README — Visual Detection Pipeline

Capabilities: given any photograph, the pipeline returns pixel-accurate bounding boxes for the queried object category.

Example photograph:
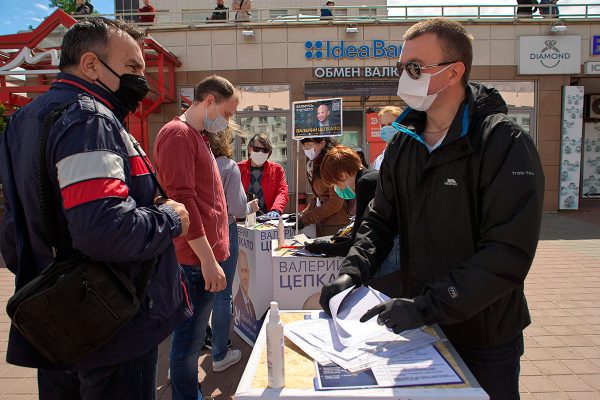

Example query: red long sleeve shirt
[154,117,229,265]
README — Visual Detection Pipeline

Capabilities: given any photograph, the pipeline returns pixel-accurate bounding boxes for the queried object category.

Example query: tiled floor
[1,211,599,400]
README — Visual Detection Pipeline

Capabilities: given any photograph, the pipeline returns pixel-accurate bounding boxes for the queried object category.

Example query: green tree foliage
[49,0,76,15]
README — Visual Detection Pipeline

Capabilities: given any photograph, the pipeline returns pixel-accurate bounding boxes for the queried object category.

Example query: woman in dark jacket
[305,145,378,256]
[298,138,350,237]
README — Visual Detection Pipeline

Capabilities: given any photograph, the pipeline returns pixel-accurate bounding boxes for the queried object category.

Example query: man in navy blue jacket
[0,18,191,399]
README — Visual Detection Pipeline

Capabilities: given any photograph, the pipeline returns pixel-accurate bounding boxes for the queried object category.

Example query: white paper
[329,285,391,347]
[284,286,438,372]
[315,344,463,390]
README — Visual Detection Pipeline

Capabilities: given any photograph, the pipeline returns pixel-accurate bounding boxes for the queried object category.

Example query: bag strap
[37,99,167,299]
[37,100,78,254]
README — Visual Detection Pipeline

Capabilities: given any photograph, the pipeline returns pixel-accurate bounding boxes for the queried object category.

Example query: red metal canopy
[0,8,181,151]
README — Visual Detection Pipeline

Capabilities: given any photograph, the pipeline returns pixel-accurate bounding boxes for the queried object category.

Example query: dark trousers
[38,347,158,400]
[454,334,524,400]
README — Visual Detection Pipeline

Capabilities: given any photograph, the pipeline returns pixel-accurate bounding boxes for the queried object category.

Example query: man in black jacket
[320,18,544,400]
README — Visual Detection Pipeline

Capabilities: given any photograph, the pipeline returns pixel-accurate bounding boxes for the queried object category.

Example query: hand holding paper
[319,274,357,316]
[360,298,426,333]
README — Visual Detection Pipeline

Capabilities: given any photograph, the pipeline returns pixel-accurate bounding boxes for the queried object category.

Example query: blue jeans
[377,235,400,277]
[170,265,215,400]
[212,222,238,361]
[453,333,524,400]
[38,347,158,400]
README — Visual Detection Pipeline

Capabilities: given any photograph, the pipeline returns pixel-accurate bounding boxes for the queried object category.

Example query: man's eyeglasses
[396,61,457,80]
[251,146,270,154]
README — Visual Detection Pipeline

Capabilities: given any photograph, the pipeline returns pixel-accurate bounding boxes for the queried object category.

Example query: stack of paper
[284,286,438,373]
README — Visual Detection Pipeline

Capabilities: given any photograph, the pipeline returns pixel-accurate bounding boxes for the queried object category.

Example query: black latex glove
[305,240,332,254]
[319,274,358,316]
[286,213,297,223]
[360,298,425,333]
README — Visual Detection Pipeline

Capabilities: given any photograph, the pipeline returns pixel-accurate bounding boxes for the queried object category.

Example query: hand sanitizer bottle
[266,301,285,389]
[246,193,256,227]
[277,215,285,249]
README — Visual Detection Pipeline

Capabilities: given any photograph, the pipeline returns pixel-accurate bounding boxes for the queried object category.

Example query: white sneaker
[212,349,242,372]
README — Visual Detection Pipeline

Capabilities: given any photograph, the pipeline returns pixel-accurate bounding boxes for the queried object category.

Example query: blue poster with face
[293,98,343,139]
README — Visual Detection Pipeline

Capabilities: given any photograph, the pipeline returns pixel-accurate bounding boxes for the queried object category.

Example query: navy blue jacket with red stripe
[0,72,192,369]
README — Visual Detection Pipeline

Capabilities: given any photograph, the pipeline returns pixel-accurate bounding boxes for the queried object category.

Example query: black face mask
[97,58,150,112]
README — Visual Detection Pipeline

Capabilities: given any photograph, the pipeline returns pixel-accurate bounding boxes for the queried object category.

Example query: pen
[280,245,301,249]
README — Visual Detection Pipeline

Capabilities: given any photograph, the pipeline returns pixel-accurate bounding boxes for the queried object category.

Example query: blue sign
[593,35,600,56]
[305,40,402,60]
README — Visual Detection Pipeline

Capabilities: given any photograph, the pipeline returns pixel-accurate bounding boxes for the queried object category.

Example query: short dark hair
[249,133,273,155]
[403,18,473,86]
[194,75,236,102]
[59,17,144,71]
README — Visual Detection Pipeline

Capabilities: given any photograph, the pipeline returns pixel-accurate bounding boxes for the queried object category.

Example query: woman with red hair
[305,145,379,257]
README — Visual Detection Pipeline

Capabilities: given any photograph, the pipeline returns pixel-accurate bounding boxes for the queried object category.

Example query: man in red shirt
[139,0,156,23]
[154,75,238,400]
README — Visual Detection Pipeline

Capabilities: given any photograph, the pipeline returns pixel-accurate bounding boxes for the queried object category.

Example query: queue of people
[0,13,543,400]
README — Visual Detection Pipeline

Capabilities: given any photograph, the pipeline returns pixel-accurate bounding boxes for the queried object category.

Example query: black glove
[360,298,425,334]
[297,218,306,231]
[286,213,296,222]
[319,274,358,316]
[305,240,332,255]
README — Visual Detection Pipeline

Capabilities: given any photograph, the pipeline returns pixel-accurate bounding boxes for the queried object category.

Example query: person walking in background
[206,124,259,372]
[320,1,335,20]
[232,0,252,21]
[73,0,93,15]
[0,17,191,399]
[539,0,559,18]
[154,75,238,400]
[139,0,156,24]
[297,137,350,237]
[516,0,538,17]
[209,0,229,21]
[238,134,289,218]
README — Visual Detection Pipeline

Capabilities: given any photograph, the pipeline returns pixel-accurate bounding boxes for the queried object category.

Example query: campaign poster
[233,223,316,345]
[292,98,343,139]
[272,251,343,310]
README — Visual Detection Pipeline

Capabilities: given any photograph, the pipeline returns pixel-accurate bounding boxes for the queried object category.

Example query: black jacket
[341,83,544,348]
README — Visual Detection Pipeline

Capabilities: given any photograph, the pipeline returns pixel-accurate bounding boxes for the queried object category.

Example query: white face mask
[204,103,229,134]
[396,64,453,111]
[304,148,317,160]
[250,151,269,166]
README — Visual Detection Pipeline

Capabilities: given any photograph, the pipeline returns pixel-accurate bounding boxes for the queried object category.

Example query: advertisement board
[519,36,581,75]
[292,98,343,139]
[233,223,316,345]
[559,86,584,210]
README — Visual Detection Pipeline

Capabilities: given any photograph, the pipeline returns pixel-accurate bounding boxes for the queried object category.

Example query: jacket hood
[467,82,508,121]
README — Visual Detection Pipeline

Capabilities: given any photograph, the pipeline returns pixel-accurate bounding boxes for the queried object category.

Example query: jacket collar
[392,87,475,172]
[53,72,130,122]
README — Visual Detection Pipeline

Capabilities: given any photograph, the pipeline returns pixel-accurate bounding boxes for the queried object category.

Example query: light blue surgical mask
[334,185,356,200]
[204,103,229,134]
[380,125,398,143]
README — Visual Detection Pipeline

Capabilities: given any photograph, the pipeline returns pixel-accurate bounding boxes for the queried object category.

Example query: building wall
[146,21,600,211]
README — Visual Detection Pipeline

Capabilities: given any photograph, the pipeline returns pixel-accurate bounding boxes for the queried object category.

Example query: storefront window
[476,81,536,141]
[235,85,292,186]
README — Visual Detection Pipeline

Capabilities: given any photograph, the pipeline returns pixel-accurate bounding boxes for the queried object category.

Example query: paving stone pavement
[0,212,599,400]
